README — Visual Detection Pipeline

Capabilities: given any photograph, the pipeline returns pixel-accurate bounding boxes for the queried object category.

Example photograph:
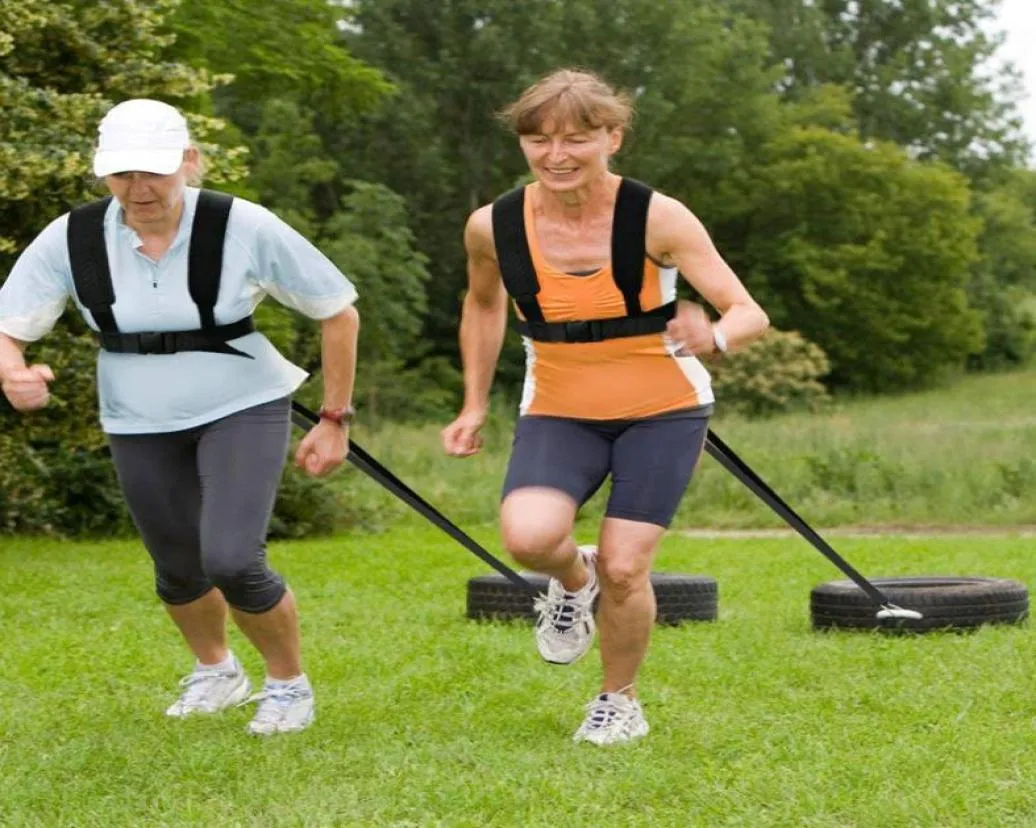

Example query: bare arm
[458,206,509,414]
[441,206,509,457]
[318,305,359,411]
[649,195,769,354]
[293,304,359,476]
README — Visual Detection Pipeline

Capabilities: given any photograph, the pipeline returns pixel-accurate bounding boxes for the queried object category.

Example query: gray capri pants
[108,396,291,613]
[501,407,711,528]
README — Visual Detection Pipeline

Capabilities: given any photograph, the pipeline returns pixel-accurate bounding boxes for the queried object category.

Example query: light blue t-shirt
[0,187,357,434]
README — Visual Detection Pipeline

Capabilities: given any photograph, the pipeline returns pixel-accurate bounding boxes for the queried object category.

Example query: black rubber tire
[466,572,718,626]
[811,576,1029,632]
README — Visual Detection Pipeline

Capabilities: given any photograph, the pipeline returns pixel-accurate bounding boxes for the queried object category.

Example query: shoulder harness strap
[67,190,254,358]
[68,197,118,333]
[188,189,234,330]
[611,178,653,316]
[491,186,545,324]
[495,177,675,343]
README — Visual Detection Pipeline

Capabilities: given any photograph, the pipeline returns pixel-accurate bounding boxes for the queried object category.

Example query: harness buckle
[563,321,591,342]
[136,332,165,354]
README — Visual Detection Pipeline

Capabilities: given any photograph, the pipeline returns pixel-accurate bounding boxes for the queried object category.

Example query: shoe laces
[584,688,637,731]
[247,682,310,721]
[534,580,592,635]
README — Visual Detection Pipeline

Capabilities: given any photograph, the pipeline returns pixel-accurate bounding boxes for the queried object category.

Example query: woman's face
[104,150,196,228]
[518,118,622,193]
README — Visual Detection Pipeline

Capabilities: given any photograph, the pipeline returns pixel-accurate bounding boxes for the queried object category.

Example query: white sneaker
[165,657,251,717]
[573,692,650,745]
[246,674,315,735]
[533,544,599,664]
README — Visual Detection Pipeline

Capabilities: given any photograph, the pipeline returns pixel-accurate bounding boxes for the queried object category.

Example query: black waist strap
[96,316,256,358]
[515,302,676,343]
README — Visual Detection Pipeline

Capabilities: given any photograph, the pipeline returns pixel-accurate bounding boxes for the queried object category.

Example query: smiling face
[518,119,623,194]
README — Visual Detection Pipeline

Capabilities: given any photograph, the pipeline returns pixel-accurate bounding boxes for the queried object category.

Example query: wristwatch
[711,325,729,354]
[318,405,355,426]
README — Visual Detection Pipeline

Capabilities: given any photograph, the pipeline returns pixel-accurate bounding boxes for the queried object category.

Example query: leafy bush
[965,276,1036,371]
[268,465,348,540]
[0,431,132,536]
[709,328,830,417]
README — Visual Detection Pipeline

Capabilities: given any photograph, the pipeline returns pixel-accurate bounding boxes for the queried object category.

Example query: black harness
[66,189,254,358]
[491,177,676,343]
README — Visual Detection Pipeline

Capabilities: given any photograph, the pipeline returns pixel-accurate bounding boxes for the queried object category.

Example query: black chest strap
[516,303,675,343]
[491,177,675,343]
[67,189,254,358]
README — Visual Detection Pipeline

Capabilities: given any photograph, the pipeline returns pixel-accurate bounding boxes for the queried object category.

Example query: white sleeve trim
[0,299,67,342]
[257,282,358,320]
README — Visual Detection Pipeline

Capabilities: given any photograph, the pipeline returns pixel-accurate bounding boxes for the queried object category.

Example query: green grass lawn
[2,526,1035,826]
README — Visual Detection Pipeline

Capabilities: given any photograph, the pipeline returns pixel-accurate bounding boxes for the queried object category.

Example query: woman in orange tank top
[441,69,770,745]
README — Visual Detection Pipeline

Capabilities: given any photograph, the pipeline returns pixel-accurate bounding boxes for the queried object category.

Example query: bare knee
[501,524,569,568]
[598,559,651,604]
[500,489,575,569]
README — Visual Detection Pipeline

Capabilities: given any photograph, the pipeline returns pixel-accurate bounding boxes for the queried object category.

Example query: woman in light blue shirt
[0,99,359,736]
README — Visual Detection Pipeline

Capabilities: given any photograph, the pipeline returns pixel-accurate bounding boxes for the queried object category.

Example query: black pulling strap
[704,430,894,610]
[290,402,536,595]
[291,401,895,609]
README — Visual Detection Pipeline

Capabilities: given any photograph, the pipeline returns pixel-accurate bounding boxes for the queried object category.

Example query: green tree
[236,98,440,422]
[336,0,562,358]
[320,182,444,423]
[972,168,1036,291]
[248,99,341,238]
[966,167,1036,369]
[727,0,1029,174]
[733,127,984,390]
[0,0,246,259]
[168,0,391,131]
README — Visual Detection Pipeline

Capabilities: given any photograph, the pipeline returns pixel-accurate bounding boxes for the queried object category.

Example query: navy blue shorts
[501,410,711,528]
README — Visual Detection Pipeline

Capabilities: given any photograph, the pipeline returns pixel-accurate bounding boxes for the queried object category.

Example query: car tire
[466,572,718,625]
[811,576,1029,632]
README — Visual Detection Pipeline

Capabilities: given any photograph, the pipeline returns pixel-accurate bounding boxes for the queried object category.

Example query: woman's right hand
[441,408,487,457]
[1,364,55,412]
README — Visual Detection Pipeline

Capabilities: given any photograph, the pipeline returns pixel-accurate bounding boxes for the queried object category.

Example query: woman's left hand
[665,300,716,356]
[295,421,349,476]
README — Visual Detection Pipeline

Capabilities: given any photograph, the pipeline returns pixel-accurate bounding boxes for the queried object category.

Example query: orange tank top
[515,183,714,420]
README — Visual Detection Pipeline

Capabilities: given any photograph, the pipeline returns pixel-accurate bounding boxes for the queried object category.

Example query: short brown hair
[498,69,634,135]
